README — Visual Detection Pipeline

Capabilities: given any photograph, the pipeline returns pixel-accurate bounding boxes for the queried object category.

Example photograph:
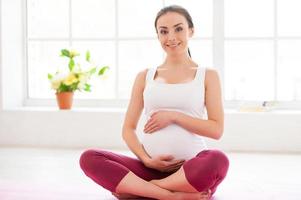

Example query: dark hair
[154,5,194,57]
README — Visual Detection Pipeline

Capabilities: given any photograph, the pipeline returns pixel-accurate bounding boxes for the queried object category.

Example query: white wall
[1,0,24,109]
[0,109,301,153]
[0,0,2,110]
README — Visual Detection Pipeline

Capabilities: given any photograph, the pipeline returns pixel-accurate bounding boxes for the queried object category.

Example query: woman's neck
[162,53,196,69]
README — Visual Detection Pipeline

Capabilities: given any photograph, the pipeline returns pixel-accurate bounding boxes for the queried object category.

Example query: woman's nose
[167,33,176,41]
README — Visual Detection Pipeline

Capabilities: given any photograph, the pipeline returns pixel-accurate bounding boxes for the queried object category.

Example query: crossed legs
[80,149,229,199]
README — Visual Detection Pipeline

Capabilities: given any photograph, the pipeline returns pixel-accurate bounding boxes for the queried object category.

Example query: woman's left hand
[144,111,176,133]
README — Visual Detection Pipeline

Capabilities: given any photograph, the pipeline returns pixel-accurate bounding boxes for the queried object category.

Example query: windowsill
[225,108,301,114]
[1,106,127,113]
[2,106,301,114]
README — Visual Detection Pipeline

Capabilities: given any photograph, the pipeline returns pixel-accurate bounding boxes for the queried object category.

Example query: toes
[199,190,211,200]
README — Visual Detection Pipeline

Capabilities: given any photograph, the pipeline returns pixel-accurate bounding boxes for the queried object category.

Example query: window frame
[22,0,301,109]
[222,0,301,109]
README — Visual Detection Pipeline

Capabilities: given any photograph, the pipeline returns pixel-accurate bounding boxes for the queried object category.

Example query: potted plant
[48,49,109,109]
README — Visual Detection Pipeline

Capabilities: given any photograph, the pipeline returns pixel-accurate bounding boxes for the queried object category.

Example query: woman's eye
[175,27,183,32]
[160,30,168,35]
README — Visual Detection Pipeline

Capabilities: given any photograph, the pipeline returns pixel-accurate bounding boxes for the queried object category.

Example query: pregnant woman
[80,5,229,200]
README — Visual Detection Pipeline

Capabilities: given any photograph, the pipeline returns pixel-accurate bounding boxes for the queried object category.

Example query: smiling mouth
[166,42,181,48]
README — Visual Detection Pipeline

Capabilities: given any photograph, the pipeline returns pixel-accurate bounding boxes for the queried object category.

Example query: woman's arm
[122,69,151,163]
[172,69,224,140]
[144,69,224,140]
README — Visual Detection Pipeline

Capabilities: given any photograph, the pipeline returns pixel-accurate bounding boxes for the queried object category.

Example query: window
[224,0,301,103]
[24,0,301,107]
[26,0,213,103]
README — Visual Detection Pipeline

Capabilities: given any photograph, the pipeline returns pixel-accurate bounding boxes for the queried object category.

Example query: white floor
[0,147,300,200]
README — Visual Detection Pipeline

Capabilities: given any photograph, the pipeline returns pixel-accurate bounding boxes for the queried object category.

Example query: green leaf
[98,66,109,75]
[84,83,91,92]
[86,50,91,62]
[89,67,96,75]
[70,82,79,91]
[61,49,70,57]
[69,59,75,71]
[58,83,71,93]
[47,73,53,80]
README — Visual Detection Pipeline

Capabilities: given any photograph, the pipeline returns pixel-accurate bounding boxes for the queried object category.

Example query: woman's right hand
[143,154,185,172]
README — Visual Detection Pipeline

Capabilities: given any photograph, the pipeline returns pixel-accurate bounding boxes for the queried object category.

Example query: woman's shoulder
[136,68,152,80]
[204,67,221,85]
[204,67,218,75]
[134,68,153,88]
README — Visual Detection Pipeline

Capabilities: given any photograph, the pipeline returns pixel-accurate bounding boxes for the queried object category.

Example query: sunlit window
[25,0,301,106]
[26,0,213,101]
[224,0,301,101]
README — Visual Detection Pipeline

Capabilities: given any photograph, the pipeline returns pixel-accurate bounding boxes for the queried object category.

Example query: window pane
[277,40,301,100]
[118,0,162,38]
[28,41,69,98]
[278,0,301,36]
[225,41,274,101]
[225,0,274,37]
[72,0,115,38]
[189,39,213,67]
[118,40,163,99]
[165,0,213,37]
[71,41,116,99]
[27,0,69,38]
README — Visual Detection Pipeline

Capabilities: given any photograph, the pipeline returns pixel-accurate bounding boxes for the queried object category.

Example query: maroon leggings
[80,149,229,194]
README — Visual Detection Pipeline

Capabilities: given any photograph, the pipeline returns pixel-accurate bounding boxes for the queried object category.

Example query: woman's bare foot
[149,179,160,186]
[171,190,211,200]
[111,192,141,199]
[150,179,211,199]
[113,180,211,200]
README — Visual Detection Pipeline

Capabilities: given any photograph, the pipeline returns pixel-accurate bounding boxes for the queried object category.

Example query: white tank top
[141,66,208,160]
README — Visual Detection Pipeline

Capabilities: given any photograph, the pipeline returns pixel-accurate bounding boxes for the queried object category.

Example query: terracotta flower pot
[56,92,74,110]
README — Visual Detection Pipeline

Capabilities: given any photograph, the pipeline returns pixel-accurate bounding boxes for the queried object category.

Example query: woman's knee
[201,150,229,177]
[79,149,106,173]
[79,149,131,192]
[80,149,95,172]
[183,150,229,192]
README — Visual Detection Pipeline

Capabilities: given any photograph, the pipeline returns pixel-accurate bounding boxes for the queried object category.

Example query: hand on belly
[142,125,203,160]
[143,154,185,172]
[143,110,175,134]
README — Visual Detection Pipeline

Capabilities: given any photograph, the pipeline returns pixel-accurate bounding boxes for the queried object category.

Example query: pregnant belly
[141,124,206,160]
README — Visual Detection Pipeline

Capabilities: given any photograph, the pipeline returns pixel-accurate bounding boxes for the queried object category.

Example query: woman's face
[156,12,194,56]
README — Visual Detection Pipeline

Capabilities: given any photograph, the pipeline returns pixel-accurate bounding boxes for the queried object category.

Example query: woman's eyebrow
[159,23,183,29]
[173,23,183,27]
